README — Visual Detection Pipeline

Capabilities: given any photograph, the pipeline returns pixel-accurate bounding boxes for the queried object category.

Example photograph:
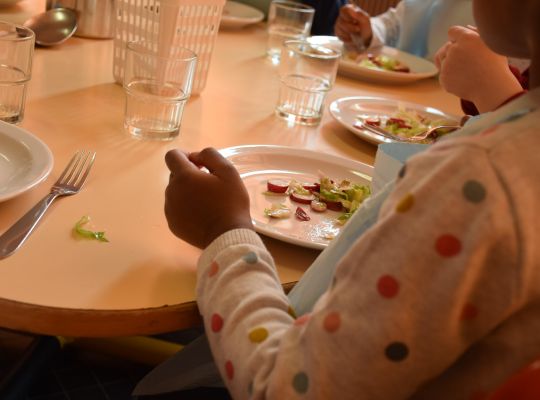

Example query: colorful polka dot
[396,194,414,213]
[248,327,269,343]
[294,314,310,326]
[398,164,406,179]
[292,372,309,394]
[385,342,409,362]
[211,313,224,333]
[225,360,234,380]
[460,303,479,321]
[208,261,219,277]
[287,305,297,319]
[243,251,258,264]
[377,275,400,298]
[463,180,486,203]
[323,312,341,333]
[435,234,462,257]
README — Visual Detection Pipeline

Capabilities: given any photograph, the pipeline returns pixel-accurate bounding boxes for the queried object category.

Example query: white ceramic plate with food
[339,46,438,84]
[220,1,264,29]
[0,121,53,202]
[220,145,372,250]
[329,96,460,145]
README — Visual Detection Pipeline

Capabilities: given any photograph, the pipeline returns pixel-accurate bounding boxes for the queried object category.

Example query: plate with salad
[339,46,438,84]
[329,96,460,145]
[220,145,373,250]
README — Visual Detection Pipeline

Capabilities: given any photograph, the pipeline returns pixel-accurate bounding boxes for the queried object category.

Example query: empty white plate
[0,121,53,202]
[220,1,264,29]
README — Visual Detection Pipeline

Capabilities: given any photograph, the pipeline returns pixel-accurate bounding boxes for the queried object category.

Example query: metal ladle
[23,8,77,47]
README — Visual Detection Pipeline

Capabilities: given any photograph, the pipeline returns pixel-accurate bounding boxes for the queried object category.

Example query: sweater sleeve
[368,1,404,49]
[196,140,521,400]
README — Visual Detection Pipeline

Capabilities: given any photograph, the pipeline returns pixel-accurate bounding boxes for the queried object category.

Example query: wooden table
[0,0,463,337]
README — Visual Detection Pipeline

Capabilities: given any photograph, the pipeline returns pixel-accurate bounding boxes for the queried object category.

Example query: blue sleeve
[302,0,347,35]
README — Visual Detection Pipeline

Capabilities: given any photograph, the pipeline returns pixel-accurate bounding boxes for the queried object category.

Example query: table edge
[0,282,297,337]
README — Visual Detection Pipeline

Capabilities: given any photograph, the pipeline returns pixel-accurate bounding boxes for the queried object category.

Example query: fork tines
[55,150,96,188]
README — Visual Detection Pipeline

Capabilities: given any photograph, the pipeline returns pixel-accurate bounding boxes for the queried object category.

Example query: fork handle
[0,193,59,259]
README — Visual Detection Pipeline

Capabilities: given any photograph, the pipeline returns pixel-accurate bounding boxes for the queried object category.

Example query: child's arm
[165,142,521,399]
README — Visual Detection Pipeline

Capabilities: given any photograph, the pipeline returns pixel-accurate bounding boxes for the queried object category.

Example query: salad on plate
[346,52,410,73]
[354,106,453,141]
[263,175,371,228]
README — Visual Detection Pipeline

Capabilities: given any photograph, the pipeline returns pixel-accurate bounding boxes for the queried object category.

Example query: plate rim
[329,96,460,145]
[338,46,438,83]
[0,120,53,202]
[220,1,265,27]
[219,144,373,250]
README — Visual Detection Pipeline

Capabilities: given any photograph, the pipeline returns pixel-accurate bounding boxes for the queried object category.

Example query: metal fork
[0,150,96,259]
[357,120,460,142]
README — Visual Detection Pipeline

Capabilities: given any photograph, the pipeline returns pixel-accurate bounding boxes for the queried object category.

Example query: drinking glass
[123,42,197,141]
[266,0,314,62]
[276,40,341,125]
[0,22,34,124]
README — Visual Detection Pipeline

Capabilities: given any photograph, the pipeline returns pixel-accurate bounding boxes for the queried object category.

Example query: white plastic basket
[113,0,225,94]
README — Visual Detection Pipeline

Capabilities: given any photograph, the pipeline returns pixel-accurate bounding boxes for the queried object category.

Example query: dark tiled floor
[0,329,231,400]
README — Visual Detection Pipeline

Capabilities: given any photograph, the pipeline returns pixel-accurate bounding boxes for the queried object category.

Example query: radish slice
[295,207,310,221]
[321,198,343,211]
[290,191,315,204]
[302,182,320,192]
[267,179,290,193]
[310,200,327,212]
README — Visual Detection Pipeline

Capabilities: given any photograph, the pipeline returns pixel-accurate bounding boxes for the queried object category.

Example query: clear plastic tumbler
[0,22,34,124]
[123,42,197,141]
[276,40,341,125]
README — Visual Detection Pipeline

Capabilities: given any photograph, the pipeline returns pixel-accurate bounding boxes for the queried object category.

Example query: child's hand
[334,4,372,48]
[435,26,523,113]
[164,148,254,249]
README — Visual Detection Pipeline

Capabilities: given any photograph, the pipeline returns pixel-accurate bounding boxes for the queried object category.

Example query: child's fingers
[189,148,238,179]
[165,149,199,174]
[434,42,451,69]
[448,25,477,43]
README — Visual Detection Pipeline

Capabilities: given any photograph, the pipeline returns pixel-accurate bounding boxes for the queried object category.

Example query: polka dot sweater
[196,92,540,399]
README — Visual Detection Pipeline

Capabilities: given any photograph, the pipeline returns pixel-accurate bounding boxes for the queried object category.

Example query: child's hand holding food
[435,25,523,113]
[334,4,372,48]
[164,148,254,249]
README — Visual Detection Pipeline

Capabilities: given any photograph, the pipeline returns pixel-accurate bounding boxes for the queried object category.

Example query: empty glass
[266,0,315,62]
[123,42,197,141]
[276,40,341,125]
[0,22,34,124]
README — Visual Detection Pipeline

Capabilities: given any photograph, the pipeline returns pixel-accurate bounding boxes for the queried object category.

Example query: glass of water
[276,40,341,125]
[0,22,34,124]
[267,0,315,62]
[123,42,197,141]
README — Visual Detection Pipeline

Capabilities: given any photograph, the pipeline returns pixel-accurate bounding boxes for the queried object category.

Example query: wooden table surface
[0,0,463,337]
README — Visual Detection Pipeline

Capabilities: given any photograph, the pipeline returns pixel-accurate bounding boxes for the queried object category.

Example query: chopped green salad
[263,176,371,225]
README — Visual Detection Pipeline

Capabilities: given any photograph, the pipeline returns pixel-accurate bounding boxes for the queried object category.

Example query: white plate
[339,46,438,84]
[329,96,460,145]
[0,121,53,202]
[220,1,264,29]
[220,145,372,250]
